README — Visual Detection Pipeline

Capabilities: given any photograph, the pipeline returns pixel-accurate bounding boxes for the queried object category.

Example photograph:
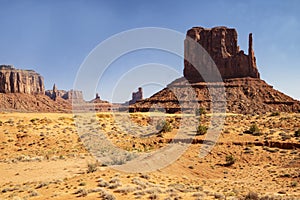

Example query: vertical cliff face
[184,26,260,82]
[0,65,45,94]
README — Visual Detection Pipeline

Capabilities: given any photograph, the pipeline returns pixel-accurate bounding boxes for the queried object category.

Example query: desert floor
[0,112,299,200]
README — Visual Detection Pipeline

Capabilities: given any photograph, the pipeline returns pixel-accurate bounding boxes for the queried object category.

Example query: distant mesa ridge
[0,64,44,94]
[130,26,300,114]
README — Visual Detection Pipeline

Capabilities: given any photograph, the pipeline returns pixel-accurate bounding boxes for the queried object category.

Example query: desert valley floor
[0,112,299,200]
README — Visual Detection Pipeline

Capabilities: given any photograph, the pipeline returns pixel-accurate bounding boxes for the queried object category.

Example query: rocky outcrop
[130,26,300,114]
[130,77,300,114]
[0,65,44,94]
[52,84,58,101]
[129,87,143,105]
[45,88,84,101]
[184,27,260,82]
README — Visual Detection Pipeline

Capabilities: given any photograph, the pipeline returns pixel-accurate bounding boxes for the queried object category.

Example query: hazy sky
[0,0,299,102]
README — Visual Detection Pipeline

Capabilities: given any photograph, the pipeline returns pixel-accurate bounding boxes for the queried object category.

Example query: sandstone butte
[0,65,112,112]
[0,65,71,112]
[130,26,300,114]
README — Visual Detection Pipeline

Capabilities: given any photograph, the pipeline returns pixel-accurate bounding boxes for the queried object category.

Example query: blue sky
[0,0,299,102]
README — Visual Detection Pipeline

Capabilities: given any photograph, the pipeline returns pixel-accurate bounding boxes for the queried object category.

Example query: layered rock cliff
[184,26,260,82]
[0,65,44,94]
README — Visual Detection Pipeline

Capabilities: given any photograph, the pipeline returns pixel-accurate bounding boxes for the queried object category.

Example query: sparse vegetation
[291,181,297,187]
[246,124,261,136]
[0,112,299,199]
[294,129,300,137]
[225,155,235,166]
[79,182,86,186]
[195,107,206,116]
[244,191,259,200]
[270,112,280,116]
[196,124,207,135]
[156,120,172,133]
[30,118,39,123]
[87,162,98,173]
[74,188,88,197]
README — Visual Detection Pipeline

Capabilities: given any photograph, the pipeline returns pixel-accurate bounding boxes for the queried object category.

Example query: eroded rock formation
[184,27,260,82]
[0,65,44,94]
[129,87,143,105]
[45,87,84,101]
[130,26,299,114]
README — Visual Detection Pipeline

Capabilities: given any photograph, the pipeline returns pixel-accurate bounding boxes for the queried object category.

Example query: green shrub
[225,155,235,166]
[247,124,261,136]
[195,107,206,116]
[196,125,207,135]
[270,112,280,116]
[294,129,300,137]
[156,120,172,133]
[291,181,298,187]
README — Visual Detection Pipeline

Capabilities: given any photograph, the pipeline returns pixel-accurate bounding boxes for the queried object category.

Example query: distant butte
[130,26,300,114]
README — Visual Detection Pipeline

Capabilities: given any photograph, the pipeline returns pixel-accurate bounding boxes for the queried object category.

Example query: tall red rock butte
[184,26,259,82]
[130,26,300,114]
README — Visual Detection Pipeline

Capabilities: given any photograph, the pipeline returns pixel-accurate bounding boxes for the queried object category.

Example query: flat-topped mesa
[184,26,260,82]
[0,65,45,94]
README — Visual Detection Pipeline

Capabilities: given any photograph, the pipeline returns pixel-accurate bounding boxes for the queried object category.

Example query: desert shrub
[270,112,280,116]
[225,155,235,166]
[100,192,116,200]
[149,193,159,199]
[6,119,14,124]
[244,191,259,200]
[195,107,206,116]
[97,179,108,187]
[74,188,88,197]
[196,125,207,135]
[156,120,172,133]
[294,129,300,137]
[29,190,39,197]
[247,124,261,136]
[79,182,86,186]
[291,181,298,187]
[111,157,126,165]
[87,162,98,173]
[30,118,39,123]
[0,120,2,126]
[114,186,136,194]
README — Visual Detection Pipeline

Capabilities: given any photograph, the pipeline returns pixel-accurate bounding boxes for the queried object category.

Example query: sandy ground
[0,112,299,199]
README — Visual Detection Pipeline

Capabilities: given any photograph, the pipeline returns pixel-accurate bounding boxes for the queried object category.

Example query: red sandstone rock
[130,77,300,114]
[129,87,143,105]
[0,65,44,94]
[184,27,260,82]
[130,26,299,114]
